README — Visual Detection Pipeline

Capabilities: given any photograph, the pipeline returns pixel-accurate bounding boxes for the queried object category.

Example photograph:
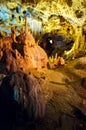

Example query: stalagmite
[11,27,18,43]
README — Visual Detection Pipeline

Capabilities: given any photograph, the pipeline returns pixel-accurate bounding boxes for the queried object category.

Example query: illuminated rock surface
[0,26,48,74]
[0,0,86,58]
[0,0,86,130]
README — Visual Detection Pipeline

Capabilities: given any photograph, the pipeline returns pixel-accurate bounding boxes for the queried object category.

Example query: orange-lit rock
[0,25,48,74]
[23,44,48,69]
[48,56,65,69]
[0,37,13,60]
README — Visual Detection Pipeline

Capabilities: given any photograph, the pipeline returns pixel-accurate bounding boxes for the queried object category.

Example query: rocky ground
[0,56,86,130]
[37,57,86,130]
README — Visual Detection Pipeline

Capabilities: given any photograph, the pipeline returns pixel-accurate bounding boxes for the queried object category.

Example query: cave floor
[31,57,86,130]
[1,57,86,130]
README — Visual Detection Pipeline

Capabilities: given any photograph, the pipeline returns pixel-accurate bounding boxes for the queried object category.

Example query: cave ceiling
[0,0,86,42]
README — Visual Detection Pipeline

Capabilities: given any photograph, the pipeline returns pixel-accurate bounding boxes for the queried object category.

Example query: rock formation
[0,71,46,129]
[0,1,86,130]
[0,18,48,74]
